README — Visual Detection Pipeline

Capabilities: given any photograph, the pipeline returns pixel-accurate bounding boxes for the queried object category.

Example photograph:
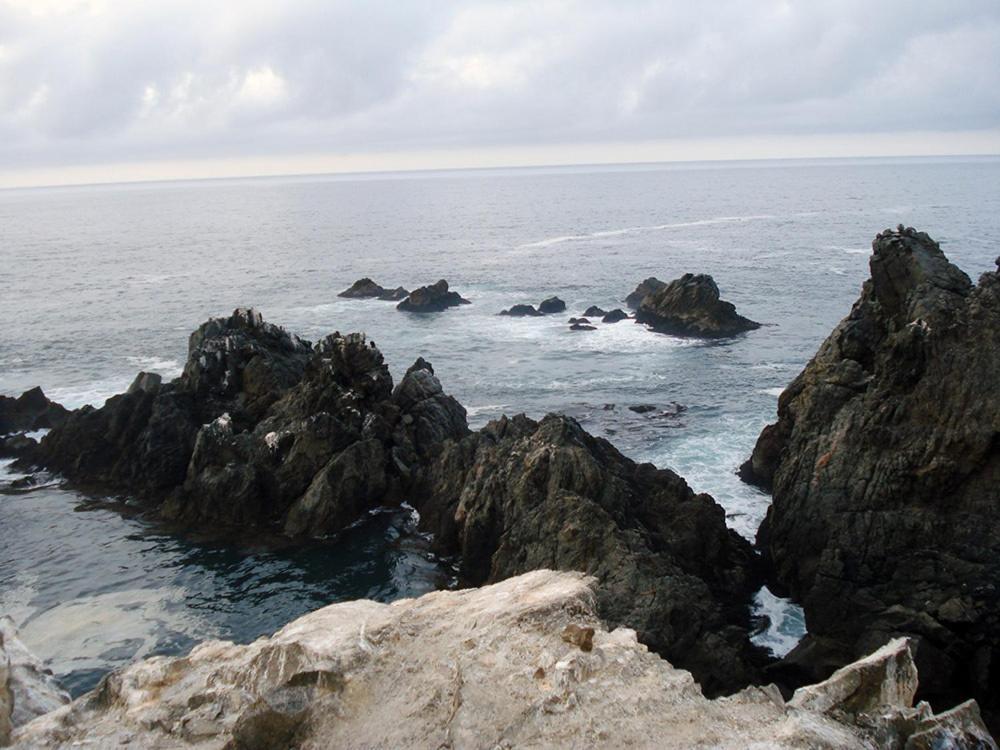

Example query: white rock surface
[9,571,997,749]
[0,617,69,746]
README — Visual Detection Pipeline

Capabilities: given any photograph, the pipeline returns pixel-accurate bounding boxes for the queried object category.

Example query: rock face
[337,277,385,298]
[31,309,469,538]
[635,274,760,337]
[12,572,994,749]
[625,276,666,308]
[747,227,1000,727]
[499,303,542,317]
[602,308,629,323]
[396,280,470,313]
[0,618,70,746]
[538,296,566,314]
[0,388,69,435]
[413,413,764,695]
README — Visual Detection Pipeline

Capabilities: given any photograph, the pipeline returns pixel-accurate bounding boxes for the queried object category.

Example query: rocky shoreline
[1,226,997,746]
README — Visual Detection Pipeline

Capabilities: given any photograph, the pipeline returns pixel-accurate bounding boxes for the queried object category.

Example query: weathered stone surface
[30,310,467,538]
[413,413,765,696]
[0,617,69,746]
[635,273,760,337]
[747,227,1000,728]
[0,388,69,436]
[396,279,470,313]
[337,278,385,298]
[13,572,993,749]
[625,276,667,308]
[538,296,566,314]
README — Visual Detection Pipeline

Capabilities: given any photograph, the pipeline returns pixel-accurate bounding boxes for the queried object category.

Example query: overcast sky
[1,0,999,186]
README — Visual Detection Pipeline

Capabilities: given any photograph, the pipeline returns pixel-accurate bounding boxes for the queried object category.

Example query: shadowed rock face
[12,573,994,749]
[635,274,760,338]
[337,277,385,298]
[626,277,666,309]
[0,388,69,436]
[32,309,469,537]
[396,279,470,312]
[414,412,766,696]
[745,227,1000,727]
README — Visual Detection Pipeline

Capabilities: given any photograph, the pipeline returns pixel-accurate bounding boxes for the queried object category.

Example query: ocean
[2,156,998,695]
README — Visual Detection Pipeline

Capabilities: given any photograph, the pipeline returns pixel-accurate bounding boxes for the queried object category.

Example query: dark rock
[747,227,1000,728]
[567,317,591,325]
[602,308,629,323]
[500,304,542,317]
[396,280,470,313]
[583,306,608,318]
[628,404,657,414]
[635,274,760,338]
[338,278,386,299]
[538,296,566,314]
[377,287,409,301]
[0,434,38,460]
[625,277,667,309]
[569,323,597,331]
[35,309,468,538]
[414,413,766,696]
[0,387,69,435]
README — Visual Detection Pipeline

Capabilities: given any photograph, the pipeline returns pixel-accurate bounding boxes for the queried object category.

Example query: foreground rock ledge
[745,227,1000,728]
[11,572,993,749]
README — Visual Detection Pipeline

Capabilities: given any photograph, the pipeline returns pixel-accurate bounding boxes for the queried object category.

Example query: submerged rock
[538,296,566,314]
[0,617,70,746]
[0,388,68,436]
[747,227,1000,728]
[396,279,470,313]
[569,322,596,331]
[12,572,993,749]
[413,413,765,695]
[625,276,667,309]
[499,303,542,317]
[635,274,760,337]
[32,309,468,538]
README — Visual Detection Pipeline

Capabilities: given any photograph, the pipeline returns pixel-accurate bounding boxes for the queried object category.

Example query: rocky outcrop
[30,309,468,538]
[583,305,607,317]
[0,388,68,436]
[412,413,765,695]
[499,303,542,317]
[747,227,1000,727]
[626,276,667,308]
[11,572,993,749]
[0,618,69,746]
[635,274,760,337]
[602,308,629,323]
[338,279,410,301]
[538,296,566,314]
[396,280,470,313]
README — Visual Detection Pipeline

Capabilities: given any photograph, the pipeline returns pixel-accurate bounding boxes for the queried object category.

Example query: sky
[1,0,999,187]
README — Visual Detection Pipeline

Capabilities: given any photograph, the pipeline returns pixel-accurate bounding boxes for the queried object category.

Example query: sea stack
[633,274,760,337]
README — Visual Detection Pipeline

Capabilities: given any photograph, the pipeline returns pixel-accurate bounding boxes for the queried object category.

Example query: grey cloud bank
[0,0,998,185]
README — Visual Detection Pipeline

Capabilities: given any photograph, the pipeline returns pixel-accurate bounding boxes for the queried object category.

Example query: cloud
[0,0,998,176]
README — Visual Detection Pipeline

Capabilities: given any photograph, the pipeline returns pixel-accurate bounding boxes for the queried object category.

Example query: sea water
[2,156,998,693]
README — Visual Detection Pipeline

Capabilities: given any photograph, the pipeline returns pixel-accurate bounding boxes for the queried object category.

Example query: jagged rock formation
[625,276,666,308]
[0,388,68,436]
[396,280,470,313]
[413,413,765,695]
[0,618,69,746]
[10,572,994,749]
[31,309,468,537]
[634,273,760,337]
[746,227,1000,727]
